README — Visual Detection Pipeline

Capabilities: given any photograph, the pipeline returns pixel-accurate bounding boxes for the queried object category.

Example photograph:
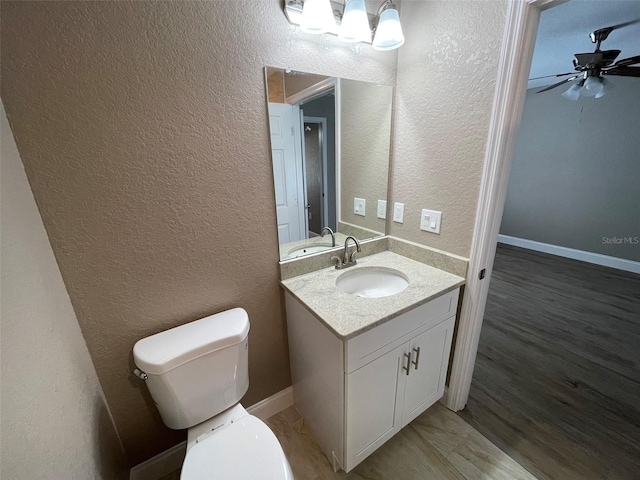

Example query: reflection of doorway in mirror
[300,92,336,235]
[302,117,334,237]
[303,121,324,236]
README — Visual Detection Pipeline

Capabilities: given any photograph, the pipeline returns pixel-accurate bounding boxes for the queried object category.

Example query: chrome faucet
[320,226,335,247]
[332,236,361,269]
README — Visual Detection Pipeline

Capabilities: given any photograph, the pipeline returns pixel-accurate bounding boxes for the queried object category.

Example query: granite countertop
[280,250,465,339]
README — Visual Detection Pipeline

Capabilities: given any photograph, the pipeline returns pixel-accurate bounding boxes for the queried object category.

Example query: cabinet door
[345,343,408,472]
[402,316,455,427]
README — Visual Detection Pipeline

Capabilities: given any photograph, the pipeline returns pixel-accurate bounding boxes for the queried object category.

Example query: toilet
[133,308,294,479]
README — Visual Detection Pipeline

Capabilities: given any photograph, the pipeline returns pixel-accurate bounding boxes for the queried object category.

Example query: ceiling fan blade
[605,18,640,31]
[612,55,640,68]
[536,76,579,94]
[590,20,640,43]
[529,72,575,81]
[604,66,640,77]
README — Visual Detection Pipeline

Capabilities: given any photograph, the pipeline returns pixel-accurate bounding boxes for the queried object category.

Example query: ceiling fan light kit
[561,80,584,101]
[534,21,640,100]
[560,74,611,101]
[582,76,603,97]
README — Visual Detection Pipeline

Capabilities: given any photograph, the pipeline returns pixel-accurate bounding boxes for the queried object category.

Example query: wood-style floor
[162,402,536,480]
[458,244,640,480]
[267,402,536,480]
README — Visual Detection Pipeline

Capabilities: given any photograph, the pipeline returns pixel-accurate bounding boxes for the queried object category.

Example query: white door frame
[445,0,567,411]
[286,77,336,105]
[298,108,310,236]
[335,79,342,230]
[291,104,307,240]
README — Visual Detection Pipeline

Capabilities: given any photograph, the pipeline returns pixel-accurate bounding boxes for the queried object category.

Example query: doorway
[450,0,640,477]
[302,118,329,237]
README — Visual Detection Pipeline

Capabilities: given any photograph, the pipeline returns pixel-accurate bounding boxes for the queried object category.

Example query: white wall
[0,102,128,479]
[500,77,640,262]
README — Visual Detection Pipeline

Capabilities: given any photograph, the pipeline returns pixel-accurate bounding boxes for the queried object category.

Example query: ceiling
[528,0,640,88]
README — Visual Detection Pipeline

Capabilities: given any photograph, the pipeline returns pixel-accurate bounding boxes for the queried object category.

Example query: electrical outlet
[393,202,404,223]
[420,209,441,234]
[354,198,366,216]
[377,200,387,219]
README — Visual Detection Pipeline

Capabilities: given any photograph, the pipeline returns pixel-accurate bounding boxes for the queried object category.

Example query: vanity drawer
[345,288,459,374]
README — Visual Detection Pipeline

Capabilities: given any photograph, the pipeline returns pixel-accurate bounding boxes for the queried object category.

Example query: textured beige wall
[266,68,285,103]
[389,0,507,257]
[0,0,397,466]
[340,79,392,233]
[1,103,128,479]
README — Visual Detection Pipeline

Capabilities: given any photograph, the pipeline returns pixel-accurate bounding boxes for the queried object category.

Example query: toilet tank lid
[133,308,249,375]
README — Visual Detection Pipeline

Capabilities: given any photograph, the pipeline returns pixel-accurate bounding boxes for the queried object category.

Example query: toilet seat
[180,415,294,479]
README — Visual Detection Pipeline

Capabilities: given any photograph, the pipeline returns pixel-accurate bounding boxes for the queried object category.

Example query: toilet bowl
[182,404,293,479]
[133,308,293,479]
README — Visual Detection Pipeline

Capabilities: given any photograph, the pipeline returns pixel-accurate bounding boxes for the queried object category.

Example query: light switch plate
[377,200,387,219]
[393,202,404,223]
[354,198,366,216]
[420,209,442,234]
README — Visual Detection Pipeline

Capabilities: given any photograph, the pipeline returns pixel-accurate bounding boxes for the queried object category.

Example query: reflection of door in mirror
[268,102,306,244]
[267,96,335,244]
[268,82,336,245]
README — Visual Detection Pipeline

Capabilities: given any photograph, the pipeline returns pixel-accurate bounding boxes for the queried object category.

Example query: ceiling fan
[533,20,640,100]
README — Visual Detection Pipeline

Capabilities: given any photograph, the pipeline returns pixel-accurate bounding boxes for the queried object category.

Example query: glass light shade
[372,6,404,51]
[561,81,583,101]
[339,0,371,43]
[301,0,336,34]
[581,76,602,98]
[595,78,609,99]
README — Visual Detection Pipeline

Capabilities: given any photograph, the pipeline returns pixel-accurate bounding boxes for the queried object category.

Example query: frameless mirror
[265,67,393,261]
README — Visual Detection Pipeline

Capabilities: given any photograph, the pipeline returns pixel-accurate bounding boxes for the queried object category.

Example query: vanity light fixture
[371,1,404,51]
[284,0,405,51]
[300,0,336,34]
[339,0,371,43]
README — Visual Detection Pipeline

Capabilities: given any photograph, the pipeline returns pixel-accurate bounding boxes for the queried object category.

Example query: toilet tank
[133,308,250,430]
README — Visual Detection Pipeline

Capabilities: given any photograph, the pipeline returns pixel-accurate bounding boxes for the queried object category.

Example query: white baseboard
[129,386,294,480]
[246,386,294,421]
[497,235,640,274]
[129,441,186,480]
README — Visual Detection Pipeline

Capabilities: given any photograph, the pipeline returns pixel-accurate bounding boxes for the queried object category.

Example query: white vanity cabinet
[284,287,460,473]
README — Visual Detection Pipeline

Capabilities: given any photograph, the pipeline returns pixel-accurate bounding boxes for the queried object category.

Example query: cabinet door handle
[412,347,421,370]
[403,352,412,376]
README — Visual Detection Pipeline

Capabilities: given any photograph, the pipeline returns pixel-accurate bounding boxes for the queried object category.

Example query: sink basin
[336,267,409,298]
[287,244,333,259]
